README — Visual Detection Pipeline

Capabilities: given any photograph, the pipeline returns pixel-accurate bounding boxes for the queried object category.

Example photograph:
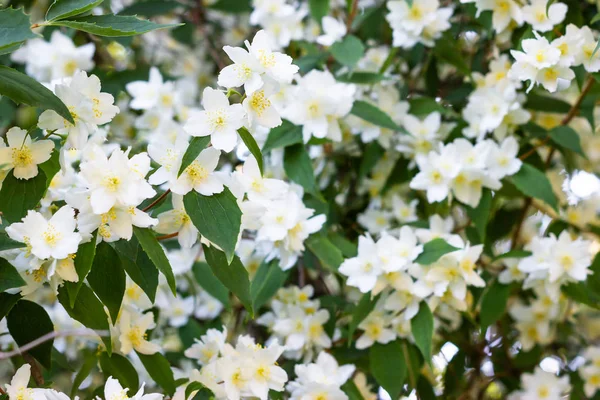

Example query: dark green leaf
[133,227,176,295]
[208,0,251,13]
[192,262,230,307]
[68,230,97,306]
[137,351,176,395]
[336,71,385,84]
[186,382,212,400]
[238,127,264,175]
[306,234,344,272]
[330,35,365,67]
[358,141,385,180]
[71,351,97,398]
[0,8,38,51]
[203,244,253,315]
[382,157,412,193]
[308,0,330,22]
[509,163,559,211]
[491,250,532,262]
[0,65,73,123]
[348,293,380,345]
[341,380,365,400]
[549,125,585,156]
[416,375,437,400]
[99,352,139,391]
[57,283,112,353]
[370,340,407,399]
[0,258,26,292]
[433,35,471,75]
[284,143,319,196]
[466,189,492,243]
[479,280,510,332]
[414,238,459,265]
[350,100,401,131]
[119,0,184,16]
[50,14,182,36]
[562,253,600,309]
[0,231,22,251]
[114,237,159,302]
[178,136,211,177]
[0,292,21,321]
[263,120,303,152]
[87,241,125,322]
[183,188,242,263]
[7,300,54,368]
[250,259,289,312]
[46,0,105,21]
[524,92,571,113]
[411,302,434,363]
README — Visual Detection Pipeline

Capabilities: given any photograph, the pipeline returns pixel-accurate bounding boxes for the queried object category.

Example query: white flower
[5,365,46,400]
[339,235,381,293]
[486,136,522,179]
[155,194,199,248]
[287,352,354,400]
[184,87,246,152]
[0,127,53,179]
[171,147,224,196]
[410,146,460,203]
[6,206,81,260]
[386,0,452,48]
[70,71,119,125]
[243,84,282,129]
[356,312,396,349]
[522,0,567,32]
[185,327,227,365]
[316,16,347,46]
[245,30,298,85]
[516,366,570,400]
[118,309,161,355]
[126,67,179,111]
[104,376,163,400]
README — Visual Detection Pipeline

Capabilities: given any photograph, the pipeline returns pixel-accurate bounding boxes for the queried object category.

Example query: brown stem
[142,189,170,212]
[346,0,359,32]
[157,232,179,241]
[192,0,226,70]
[22,354,44,386]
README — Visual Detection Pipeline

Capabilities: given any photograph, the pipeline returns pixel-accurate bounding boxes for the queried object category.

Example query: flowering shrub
[1,0,600,399]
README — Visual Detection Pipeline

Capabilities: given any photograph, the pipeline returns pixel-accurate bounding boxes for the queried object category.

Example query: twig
[346,0,359,32]
[142,189,170,212]
[23,354,43,386]
[0,329,110,360]
[191,0,226,70]
[157,232,179,241]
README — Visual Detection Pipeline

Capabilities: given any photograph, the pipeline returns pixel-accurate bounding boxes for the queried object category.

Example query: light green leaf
[549,125,585,156]
[250,259,289,312]
[57,283,112,353]
[99,352,139,391]
[284,143,319,196]
[46,0,105,21]
[0,258,26,292]
[178,136,211,177]
[137,351,176,395]
[411,302,434,363]
[238,127,264,175]
[330,35,365,67]
[114,236,159,303]
[491,249,532,262]
[87,241,125,322]
[192,262,230,307]
[414,238,459,265]
[7,300,54,368]
[263,120,303,152]
[0,8,38,52]
[50,14,183,37]
[133,227,176,295]
[350,100,401,131]
[370,340,407,400]
[509,163,559,212]
[336,71,385,84]
[0,66,73,123]
[203,244,253,315]
[183,188,242,263]
[306,234,344,272]
[479,280,510,332]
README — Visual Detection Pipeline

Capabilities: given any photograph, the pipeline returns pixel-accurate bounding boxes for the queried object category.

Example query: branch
[346,0,359,32]
[0,329,110,360]
[142,189,170,212]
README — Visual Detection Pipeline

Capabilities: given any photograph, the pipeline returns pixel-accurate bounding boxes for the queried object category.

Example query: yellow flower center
[185,161,208,184]
[43,224,62,247]
[12,147,33,168]
[249,90,271,117]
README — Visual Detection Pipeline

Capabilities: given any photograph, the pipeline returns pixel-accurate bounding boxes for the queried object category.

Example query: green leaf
[250,259,289,312]
[284,143,319,196]
[0,65,73,123]
[350,100,401,131]
[208,0,251,13]
[0,292,21,321]
[7,300,54,368]
[465,189,492,242]
[306,234,344,272]
[592,13,600,25]
[358,142,385,180]
[183,188,242,263]
[114,237,159,303]
[178,136,211,177]
[0,258,26,292]
[414,238,459,265]
[370,340,407,400]
[71,351,97,398]
[308,0,330,21]
[186,382,212,400]
[99,352,139,391]
[562,253,600,309]
[68,230,98,306]
[416,375,437,400]
[330,35,365,67]
[137,351,176,395]
[491,249,532,262]
[524,92,571,113]
[433,35,471,76]
[0,8,38,52]
[348,293,380,345]
[408,97,449,116]
[87,241,125,322]
[479,280,510,332]
[192,262,230,307]
[238,127,264,175]
[202,244,253,315]
[549,125,585,156]
[46,0,105,21]
[411,302,434,363]
[57,283,112,353]
[119,0,184,16]
[262,120,303,152]
[133,227,176,295]
[341,380,364,400]
[0,170,47,223]
[336,71,385,84]
[509,163,559,212]
[382,157,412,193]
[50,14,183,37]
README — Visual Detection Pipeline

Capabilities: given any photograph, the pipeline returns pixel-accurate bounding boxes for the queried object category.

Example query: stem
[157,232,179,241]
[142,189,170,212]
[0,329,110,360]
[346,0,359,32]
[191,0,226,70]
